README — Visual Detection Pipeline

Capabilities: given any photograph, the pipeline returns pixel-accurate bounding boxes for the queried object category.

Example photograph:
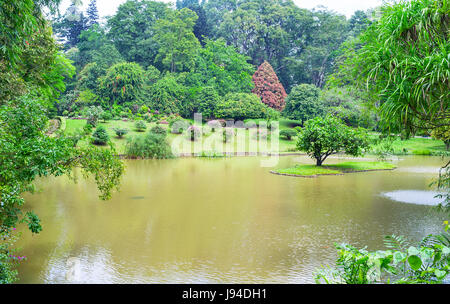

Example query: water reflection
[382,190,443,206]
[16,155,447,283]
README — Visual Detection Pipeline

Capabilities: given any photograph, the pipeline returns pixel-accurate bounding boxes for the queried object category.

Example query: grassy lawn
[64,118,447,156]
[389,137,447,155]
[273,161,397,177]
[64,118,299,155]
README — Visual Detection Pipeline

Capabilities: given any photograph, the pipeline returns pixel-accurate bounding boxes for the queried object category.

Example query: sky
[59,0,384,19]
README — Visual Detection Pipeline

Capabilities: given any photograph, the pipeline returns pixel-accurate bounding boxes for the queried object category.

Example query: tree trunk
[316,158,323,166]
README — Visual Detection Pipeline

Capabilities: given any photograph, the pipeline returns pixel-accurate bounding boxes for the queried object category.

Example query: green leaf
[408,255,422,271]
[434,269,446,280]
[407,246,420,256]
[393,251,406,264]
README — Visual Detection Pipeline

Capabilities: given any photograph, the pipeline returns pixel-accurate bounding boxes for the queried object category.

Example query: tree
[107,0,168,67]
[252,61,287,111]
[188,38,255,96]
[86,0,100,28]
[154,8,201,73]
[432,124,450,151]
[334,0,449,132]
[192,86,221,120]
[297,115,369,166]
[100,62,145,106]
[52,1,88,49]
[0,0,124,284]
[283,84,324,126]
[146,73,188,116]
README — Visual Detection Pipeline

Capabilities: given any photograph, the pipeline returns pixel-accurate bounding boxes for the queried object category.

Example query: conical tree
[252,61,287,111]
[86,0,99,27]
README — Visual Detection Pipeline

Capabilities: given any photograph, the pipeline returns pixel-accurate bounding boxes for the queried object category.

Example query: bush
[150,125,167,136]
[83,123,93,135]
[214,93,280,121]
[114,128,129,139]
[170,118,190,134]
[187,126,201,141]
[253,130,269,141]
[280,129,297,140]
[85,106,104,127]
[62,110,69,117]
[101,111,113,122]
[223,128,234,143]
[91,126,110,145]
[134,120,147,132]
[125,132,172,159]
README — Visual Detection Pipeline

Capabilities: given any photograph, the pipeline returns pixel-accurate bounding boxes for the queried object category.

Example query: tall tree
[52,0,88,48]
[252,61,287,111]
[154,8,201,73]
[86,0,100,27]
[107,0,168,67]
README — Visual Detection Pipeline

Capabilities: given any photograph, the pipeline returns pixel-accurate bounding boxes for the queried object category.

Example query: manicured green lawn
[63,118,447,156]
[64,118,299,154]
[273,161,397,177]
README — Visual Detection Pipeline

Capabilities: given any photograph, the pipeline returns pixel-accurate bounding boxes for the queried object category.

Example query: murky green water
[16,155,447,283]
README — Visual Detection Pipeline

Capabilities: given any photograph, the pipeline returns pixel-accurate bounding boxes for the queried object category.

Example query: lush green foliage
[125,131,172,159]
[214,93,280,121]
[91,126,109,145]
[134,120,147,132]
[297,115,370,166]
[284,84,324,125]
[100,62,145,107]
[279,129,297,141]
[315,225,450,284]
[333,0,449,132]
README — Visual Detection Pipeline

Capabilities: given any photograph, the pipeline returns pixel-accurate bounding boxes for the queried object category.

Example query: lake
[16,155,447,283]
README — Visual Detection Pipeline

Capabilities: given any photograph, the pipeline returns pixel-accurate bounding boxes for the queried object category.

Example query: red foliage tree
[252,61,287,111]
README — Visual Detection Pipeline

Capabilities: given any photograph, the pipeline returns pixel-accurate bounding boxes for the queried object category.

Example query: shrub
[100,111,113,122]
[170,118,190,134]
[280,129,297,140]
[253,130,268,141]
[125,132,172,159]
[114,128,129,139]
[223,128,234,143]
[83,123,93,135]
[62,110,69,117]
[86,106,104,127]
[134,120,147,132]
[150,125,167,136]
[187,125,201,141]
[91,126,109,145]
[214,93,279,121]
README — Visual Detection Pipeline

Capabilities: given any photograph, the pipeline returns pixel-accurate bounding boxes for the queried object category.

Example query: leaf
[434,269,446,280]
[408,255,422,271]
[407,246,420,256]
[393,251,406,264]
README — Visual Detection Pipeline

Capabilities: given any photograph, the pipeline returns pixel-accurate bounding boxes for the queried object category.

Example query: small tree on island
[297,115,369,166]
[252,61,287,111]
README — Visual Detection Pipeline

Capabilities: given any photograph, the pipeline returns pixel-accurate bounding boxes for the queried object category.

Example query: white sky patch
[58,0,384,19]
